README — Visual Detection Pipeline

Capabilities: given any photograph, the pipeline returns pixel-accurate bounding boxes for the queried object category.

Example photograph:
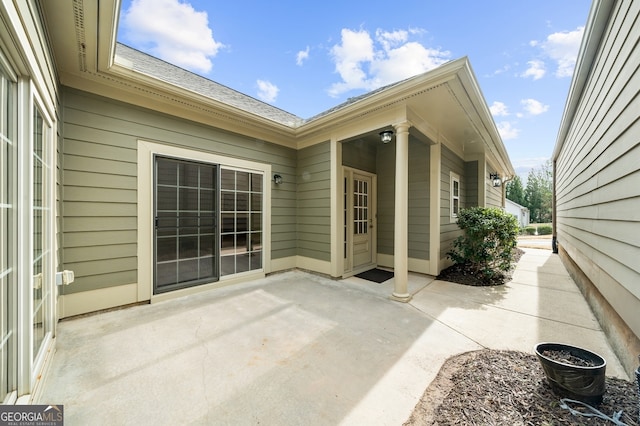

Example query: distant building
[505,199,530,228]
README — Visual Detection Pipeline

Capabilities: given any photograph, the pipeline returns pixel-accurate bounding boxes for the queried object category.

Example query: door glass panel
[219,169,263,276]
[353,177,369,235]
[154,157,218,294]
[0,66,15,402]
[32,105,51,362]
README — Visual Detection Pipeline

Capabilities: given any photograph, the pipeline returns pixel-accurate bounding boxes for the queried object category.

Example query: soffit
[40,0,514,175]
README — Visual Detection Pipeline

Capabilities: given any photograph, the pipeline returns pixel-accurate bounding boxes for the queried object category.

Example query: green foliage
[524,226,537,235]
[537,225,552,235]
[447,207,519,284]
[506,175,525,206]
[525,160,553,223]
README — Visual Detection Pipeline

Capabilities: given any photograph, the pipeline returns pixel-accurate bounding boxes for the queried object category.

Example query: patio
[37,248,626,425]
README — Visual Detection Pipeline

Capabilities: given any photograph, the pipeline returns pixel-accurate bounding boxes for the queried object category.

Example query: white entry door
[351,172,374,270]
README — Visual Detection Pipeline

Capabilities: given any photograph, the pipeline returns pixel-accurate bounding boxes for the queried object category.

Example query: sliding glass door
[154,157,218,294]
[153,157,265,294]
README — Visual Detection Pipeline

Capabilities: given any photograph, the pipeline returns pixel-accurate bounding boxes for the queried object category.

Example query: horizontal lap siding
[440,146,464,260]
[555,1,640,337]
[376,142,395,255]
[376,138,430,259]
[408,140,430,260]
[61,88,296,294]
[485,163,502,208]
[297,142,331,261]
[465,161,478,207]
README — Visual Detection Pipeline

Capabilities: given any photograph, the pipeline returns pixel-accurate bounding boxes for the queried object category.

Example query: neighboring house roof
[505,199,529,211]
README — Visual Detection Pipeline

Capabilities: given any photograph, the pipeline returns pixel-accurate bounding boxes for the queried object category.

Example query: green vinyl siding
[60,88,296,294]
[465,160,479,207]
[555,1,640,345]
[485,165,502,208]
[376,141,395,256]
[376,138,430,259]
[408,140,430,260]
[342,139,376,173]
[440,145,464,260]
[297,142,331,261]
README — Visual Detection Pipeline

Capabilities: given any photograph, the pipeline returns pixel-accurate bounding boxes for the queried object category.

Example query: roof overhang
[553,0,615,160]
[41,0,514,176]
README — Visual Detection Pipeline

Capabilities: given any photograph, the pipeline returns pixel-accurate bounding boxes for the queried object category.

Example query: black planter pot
[535,342,607,405]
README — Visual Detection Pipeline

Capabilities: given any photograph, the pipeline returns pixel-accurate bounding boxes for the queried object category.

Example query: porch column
[392,122,412,302]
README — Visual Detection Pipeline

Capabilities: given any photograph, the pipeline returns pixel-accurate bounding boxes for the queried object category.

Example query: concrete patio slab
[37,249,627,425]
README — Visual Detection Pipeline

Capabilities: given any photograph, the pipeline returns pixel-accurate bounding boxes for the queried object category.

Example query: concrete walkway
[37,249,626,425]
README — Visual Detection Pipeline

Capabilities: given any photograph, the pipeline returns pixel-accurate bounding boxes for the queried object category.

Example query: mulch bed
[437,249,525,286]
[412,249,639,425]
[404,350,639,425]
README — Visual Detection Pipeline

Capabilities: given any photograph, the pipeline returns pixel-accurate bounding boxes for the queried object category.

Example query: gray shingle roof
[115,43,305,128]
[115,43,441,129]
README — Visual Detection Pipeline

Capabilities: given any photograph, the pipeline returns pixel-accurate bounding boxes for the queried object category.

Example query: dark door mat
[355,268,394,283]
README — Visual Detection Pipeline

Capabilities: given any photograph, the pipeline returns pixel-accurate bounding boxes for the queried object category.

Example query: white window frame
[450,172,460,220]
[27,86,56,391]
[0,50,18,405]
[138,140,272,303]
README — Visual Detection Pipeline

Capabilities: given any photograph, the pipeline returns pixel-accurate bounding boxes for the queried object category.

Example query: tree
[524,160,553,223]
[506,175,525,206]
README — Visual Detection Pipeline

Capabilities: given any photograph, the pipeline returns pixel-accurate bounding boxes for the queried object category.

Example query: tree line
[506,159,552,223]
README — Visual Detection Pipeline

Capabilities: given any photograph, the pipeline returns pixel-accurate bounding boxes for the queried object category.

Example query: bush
[447,207,519,284]
[524,226,537,235]
[537,225,552,235]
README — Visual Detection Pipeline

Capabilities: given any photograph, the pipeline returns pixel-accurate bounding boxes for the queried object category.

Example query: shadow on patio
[37,249,626,425]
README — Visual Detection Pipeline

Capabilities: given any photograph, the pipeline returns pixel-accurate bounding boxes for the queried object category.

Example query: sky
[116,0,592,179]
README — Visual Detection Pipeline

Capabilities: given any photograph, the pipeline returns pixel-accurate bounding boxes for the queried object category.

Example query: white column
[428,142,441,276]
[392,122,411,302]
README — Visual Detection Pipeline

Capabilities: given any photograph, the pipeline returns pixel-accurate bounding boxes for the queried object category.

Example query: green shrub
[447,207,519,283]
[524,226,537,235]
[537,225,552,235]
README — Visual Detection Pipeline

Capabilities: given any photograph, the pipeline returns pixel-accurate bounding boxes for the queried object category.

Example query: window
[451,172,460,219]
[31,102,53,368]
[220,168,263,276]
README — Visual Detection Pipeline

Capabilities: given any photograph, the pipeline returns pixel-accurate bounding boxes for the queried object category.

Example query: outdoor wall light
[379,130,394,144]
[490,173,502,187]
[273,174,283,185]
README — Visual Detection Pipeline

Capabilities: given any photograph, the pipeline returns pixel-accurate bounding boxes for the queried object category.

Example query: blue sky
[117,0,592,178]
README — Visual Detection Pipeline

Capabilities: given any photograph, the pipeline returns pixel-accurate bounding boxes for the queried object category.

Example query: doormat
[355,268,394,283]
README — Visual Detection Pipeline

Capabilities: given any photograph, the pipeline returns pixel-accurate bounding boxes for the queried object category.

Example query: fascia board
[553,0,615,160]
[456,59,515,176]
[62,67,298,148]
[295,58,467,138]
[110,62,296,131]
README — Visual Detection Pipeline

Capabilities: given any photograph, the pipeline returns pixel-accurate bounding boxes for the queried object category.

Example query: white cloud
[496,121,520,140]
[521,60,546,80]
[328,27,450,97]
[296,46,310,66]
[121,0,224,74]
[521,98,549,115]
[490,101,509,117]
[541,26,584,77]
[256,79,279,103]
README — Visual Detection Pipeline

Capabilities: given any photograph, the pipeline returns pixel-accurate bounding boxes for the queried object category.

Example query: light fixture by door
[273,174,283,185]
[379,130,394,144]
[490,173,502,187]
